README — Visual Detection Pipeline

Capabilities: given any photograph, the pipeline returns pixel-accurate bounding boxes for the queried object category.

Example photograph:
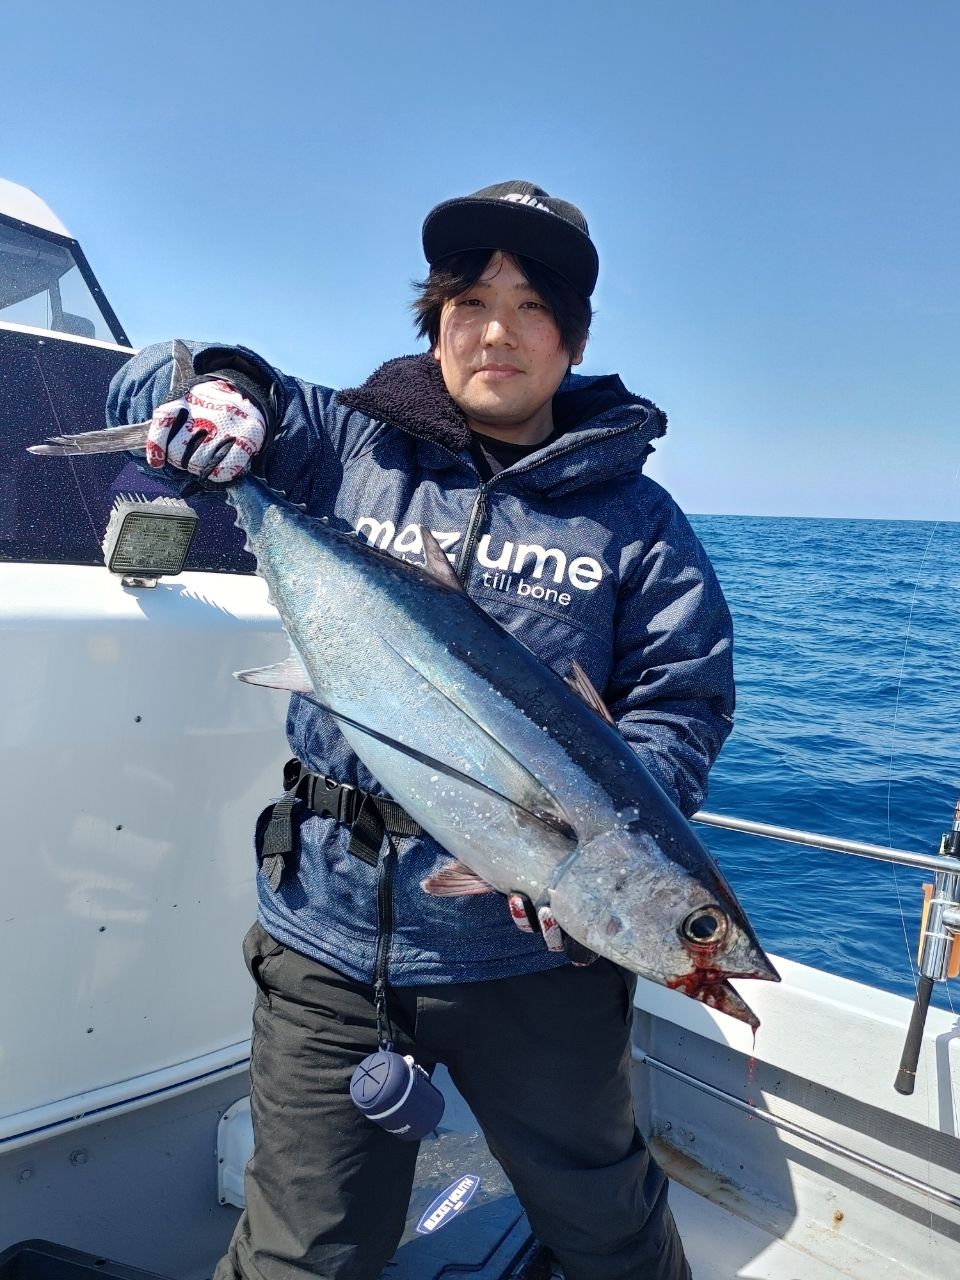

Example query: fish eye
[680,906,729,947]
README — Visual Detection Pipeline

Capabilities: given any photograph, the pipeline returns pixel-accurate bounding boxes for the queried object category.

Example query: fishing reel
[894,797,960,1095]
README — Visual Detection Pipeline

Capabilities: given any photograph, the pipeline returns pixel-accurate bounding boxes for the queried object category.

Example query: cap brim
[422,197,598,297]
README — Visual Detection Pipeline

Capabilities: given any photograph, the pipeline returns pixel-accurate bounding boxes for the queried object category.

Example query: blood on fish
[665,968,761,1032]
[666,967,728,997]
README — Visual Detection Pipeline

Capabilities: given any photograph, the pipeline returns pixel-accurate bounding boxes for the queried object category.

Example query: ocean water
[689,515,960,1013]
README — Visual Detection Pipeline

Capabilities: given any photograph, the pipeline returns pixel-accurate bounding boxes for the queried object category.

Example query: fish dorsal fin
[421,861,496,896]
[234,648,313,694]
[565,660,617,728]
[420,527,465,592]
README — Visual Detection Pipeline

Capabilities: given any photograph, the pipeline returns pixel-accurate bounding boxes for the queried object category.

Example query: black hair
[412,249,592,360]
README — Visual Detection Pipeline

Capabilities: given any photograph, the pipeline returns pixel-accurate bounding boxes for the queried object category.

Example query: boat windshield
[0,219,119,342]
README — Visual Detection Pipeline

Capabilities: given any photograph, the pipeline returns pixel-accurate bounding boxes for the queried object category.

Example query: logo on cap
[500,192,555,215]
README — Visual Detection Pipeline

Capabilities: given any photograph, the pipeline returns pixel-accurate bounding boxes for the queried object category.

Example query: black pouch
[254,792,303,891]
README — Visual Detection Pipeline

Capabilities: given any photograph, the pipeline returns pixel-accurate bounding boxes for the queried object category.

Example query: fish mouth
[666,964,780,1031]
[596,926,780,1029]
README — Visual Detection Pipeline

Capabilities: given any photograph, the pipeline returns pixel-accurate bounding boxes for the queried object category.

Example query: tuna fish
[29,345,779,1027]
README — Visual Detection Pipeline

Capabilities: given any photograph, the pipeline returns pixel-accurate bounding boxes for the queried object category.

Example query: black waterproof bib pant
[215,922,691,1280]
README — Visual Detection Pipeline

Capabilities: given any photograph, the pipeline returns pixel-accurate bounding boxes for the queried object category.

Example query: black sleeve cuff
[191,347,285,447]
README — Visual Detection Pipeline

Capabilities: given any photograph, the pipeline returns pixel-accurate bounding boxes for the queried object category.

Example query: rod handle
[894,975,934,1095]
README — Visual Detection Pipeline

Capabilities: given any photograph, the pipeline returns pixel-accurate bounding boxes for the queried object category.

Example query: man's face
[433,252,583,445]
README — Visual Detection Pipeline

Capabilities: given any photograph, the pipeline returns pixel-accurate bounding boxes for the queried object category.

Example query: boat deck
[670,1166,889,1280]
[675,1180,847,1279]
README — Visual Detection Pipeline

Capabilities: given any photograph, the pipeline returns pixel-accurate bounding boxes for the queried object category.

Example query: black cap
[422,180,599,298]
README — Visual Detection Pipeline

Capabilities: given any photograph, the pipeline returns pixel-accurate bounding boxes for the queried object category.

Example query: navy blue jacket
[108,345,734,985]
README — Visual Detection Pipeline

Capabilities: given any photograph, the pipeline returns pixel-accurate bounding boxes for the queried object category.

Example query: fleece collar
[339,353,470,451]
[338,353,667,460]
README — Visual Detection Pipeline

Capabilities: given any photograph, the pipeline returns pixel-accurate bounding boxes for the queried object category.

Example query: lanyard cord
[373,831,399,1050]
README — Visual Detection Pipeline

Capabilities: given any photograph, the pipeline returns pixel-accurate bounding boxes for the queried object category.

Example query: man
[107,181,733,1280]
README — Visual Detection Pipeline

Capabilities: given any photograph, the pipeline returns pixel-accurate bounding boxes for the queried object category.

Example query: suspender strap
[263,759,423,875]
[347,795,389,867]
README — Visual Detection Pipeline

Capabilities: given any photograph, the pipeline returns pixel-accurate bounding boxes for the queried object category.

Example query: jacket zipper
[455,484,489,583]
[450,416,651,585]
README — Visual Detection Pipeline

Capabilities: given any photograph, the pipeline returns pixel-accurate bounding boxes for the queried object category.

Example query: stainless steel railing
[692,810,960,876]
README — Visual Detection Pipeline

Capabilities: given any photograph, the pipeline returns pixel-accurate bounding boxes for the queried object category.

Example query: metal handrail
[692,810,960,877]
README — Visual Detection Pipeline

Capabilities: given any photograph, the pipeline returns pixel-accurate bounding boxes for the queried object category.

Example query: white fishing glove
[508,894,597,966]
[145,379,266,483]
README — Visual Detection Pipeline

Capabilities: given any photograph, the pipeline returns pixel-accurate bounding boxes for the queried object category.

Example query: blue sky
[3,1,957,519]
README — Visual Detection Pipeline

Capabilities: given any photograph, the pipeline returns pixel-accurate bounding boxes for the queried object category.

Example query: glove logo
[146,380,266,483]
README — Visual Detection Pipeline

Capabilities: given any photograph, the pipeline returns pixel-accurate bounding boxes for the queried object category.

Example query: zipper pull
[374,978,393,1052]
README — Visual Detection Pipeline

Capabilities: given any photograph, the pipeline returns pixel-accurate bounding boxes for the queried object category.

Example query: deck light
[101,494,199,587]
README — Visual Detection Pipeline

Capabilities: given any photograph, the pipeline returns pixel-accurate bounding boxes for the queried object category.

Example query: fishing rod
[894,795,960,1095]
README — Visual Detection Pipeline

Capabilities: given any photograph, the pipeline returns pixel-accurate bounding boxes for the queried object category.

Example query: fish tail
[27,422,151,456]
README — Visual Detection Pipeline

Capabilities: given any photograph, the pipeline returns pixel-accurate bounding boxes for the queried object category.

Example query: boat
[2,178,958,1280]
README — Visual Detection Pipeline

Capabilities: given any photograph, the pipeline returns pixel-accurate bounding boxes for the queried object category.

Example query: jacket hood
[338,353,667,492]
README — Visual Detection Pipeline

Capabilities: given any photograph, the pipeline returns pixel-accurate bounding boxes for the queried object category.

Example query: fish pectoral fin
[565,660,617,729]
[318,704,577,843]
[421,862,497,896]
[379,635,576,836]
[235,649,314,694]
[419,527,466,591]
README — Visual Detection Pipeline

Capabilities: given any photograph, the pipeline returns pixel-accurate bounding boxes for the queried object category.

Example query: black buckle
[304,774,358,826]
